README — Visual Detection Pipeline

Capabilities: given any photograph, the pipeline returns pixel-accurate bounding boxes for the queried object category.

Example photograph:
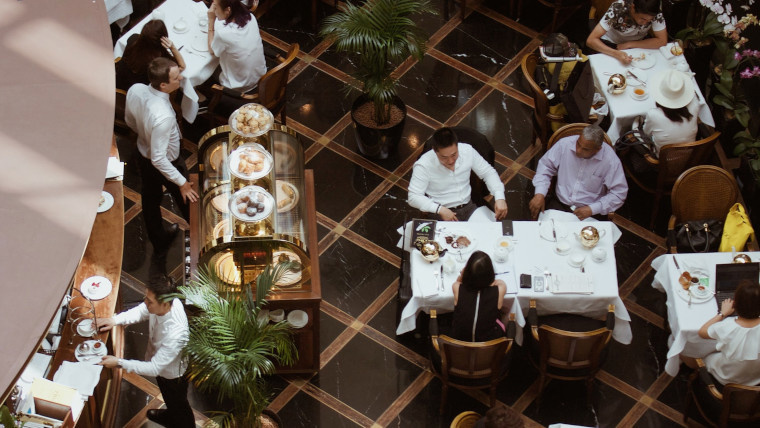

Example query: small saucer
[554,246,571,256]
[77,319,97,337]
[568,251,586,268]
[630,91,649,101]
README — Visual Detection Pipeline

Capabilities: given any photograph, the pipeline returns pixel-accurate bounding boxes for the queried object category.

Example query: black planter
[262,408,282,427]
[351,94,407,160]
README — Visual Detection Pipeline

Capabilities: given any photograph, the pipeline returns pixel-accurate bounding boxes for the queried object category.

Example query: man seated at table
[529,125,627,220]
[586,0,667,64]
[408,127,508,221]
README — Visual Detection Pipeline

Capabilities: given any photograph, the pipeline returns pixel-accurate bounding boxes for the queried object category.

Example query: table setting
[588,43,715,142]
[651,251,760,376]
[396,217,632,345]
[113,0,219,123]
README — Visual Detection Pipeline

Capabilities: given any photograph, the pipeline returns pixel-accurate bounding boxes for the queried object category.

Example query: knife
[672,256,681,270]
[440,265,445,291]
[551,219,557,242]
[627,70,646,87]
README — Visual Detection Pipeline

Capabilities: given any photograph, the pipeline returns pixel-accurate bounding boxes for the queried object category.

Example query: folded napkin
[53,361,103,396]
[659,43,676,60]
[496,272,518,294]
[106,156,124,180]
[550,272,594,294]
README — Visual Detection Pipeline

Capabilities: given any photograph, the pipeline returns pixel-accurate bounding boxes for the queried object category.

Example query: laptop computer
[714,262,760,311]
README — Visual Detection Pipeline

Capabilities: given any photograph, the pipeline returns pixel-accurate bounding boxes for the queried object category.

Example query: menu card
[411,219,436,243]
[550,273,594,294]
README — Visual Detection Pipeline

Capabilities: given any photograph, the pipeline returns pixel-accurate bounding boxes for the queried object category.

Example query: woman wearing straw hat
[640,69,699,156]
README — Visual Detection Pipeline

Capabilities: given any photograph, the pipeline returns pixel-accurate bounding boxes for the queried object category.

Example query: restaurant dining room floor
[110,1,728,427]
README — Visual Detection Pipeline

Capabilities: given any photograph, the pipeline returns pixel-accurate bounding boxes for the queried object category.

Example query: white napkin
[550,272,594,294]
[659,43,675,60]
[53,361,103,396]
[496,272,518,294]
[106,156,124,180]
[416,278,438,298]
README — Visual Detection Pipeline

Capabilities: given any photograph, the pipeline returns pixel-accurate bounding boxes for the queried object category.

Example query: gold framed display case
[196,124,312,293]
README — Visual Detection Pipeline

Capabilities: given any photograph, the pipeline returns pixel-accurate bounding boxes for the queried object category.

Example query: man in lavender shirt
[529,125,627,220]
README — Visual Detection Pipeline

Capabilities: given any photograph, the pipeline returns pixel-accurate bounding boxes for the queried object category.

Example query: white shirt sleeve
[408,162,440,214]
[150,117,187,187]
[469,150,505,200]
[119,330,186,377]
[113,303,149,326]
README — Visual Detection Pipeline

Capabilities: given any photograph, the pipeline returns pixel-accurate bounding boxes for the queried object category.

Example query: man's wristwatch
[717,311,724,319]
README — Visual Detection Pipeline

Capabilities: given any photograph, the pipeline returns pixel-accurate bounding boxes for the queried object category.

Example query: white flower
[726,3,732,14]
[718,13,731,24]
[712,4,725,14]
[700,0,714,8]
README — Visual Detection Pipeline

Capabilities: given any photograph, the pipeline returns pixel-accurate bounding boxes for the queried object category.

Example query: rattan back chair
[667,165,739,253]
[429,310,516,414]
[622,130,720,229]
[522,53,564,151]
[685,358,760,427]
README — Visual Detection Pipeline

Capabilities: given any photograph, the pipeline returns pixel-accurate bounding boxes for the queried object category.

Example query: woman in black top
[451,251,507,342]
[116,20,185,90]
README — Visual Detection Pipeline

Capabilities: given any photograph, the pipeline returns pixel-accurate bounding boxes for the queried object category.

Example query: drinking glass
[670,39,684,56]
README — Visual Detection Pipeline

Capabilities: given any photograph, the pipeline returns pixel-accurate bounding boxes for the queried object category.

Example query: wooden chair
[667,166,740,253]
[620,129,720,229]
[429,309,517,414]
[684,358,760,427]
[527,300,615,405]
[205,43,299,126]
[546,122,612,150]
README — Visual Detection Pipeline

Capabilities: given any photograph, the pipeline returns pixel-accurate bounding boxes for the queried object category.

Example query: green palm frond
[320,0,434,124]
[177,265,298,426]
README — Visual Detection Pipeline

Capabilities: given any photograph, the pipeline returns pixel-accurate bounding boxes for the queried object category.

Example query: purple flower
[735,51,743,60]
[754,66,760,76]
[754,50,760,58]
[740,68,754,78]
[742,49,753,57]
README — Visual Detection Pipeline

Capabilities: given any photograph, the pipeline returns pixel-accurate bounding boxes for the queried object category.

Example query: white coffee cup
[592,247,607,262]
[269,309,285,322]
[555,239,571,254]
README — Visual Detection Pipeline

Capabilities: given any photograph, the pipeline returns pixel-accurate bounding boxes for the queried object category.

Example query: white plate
[676,286,714,304]
[80,276,113,300]
[229,103,274,137]
[77,319,97,337]
[276,180,299,213]
[191,36,208,52]
[632,52,656,69]
[228,143,273,180]
[441,229,477,255]
[539,221,568,241]
[567,251,586,268]
[287,310,308,328]
[75,340,107,363]
[213,218,230,240]
[629,90,649,101]
[229,185,275,222]
[98,191,114,213]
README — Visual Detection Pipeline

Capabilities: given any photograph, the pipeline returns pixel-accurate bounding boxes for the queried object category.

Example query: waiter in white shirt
[126,57,198,265]
[99,276,194,427]
[408,127,508,221]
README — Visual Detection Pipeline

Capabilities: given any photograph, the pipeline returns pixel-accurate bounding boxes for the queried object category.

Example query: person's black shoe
[146,408,169,426]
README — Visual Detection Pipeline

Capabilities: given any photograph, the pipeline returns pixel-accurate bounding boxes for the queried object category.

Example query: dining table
[105,0,133,28]
[113,0,218,123]
[651,252,760,376]
[396,215,632,346]
[588,43,715,142]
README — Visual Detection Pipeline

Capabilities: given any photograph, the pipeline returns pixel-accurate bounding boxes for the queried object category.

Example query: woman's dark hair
[218,0,252,27]
[632,0,661,16]
[461,251,495,291]
[734,280,760,319]
[656,102,693,123]
[123,20,169,74]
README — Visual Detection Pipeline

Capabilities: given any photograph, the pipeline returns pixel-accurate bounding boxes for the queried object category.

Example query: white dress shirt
[212,17,266,93]
[533,136,628,215]
[408,143,505,214]
[705,319,760,386]
[643,99,699,156]
[125,84,186,186]
[115,298,189,379]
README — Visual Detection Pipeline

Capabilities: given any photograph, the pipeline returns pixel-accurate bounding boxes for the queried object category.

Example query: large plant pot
[261,409,282,428]
[351,94,407,160]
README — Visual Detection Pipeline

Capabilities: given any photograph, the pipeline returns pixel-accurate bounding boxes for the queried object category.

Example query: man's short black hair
[146,273,176,302]
[148,57,177,90]
[431,127,458,151]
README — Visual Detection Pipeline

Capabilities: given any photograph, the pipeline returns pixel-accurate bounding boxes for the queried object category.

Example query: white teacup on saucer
[591,247,607,262]
[555,239,571,255]
[568,251,586,268]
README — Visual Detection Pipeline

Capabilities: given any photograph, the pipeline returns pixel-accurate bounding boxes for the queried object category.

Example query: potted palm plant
[177,262,300,428]
[320,0,433,159]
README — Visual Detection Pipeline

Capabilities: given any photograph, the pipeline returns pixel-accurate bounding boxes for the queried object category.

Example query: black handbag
[675,220,724,253]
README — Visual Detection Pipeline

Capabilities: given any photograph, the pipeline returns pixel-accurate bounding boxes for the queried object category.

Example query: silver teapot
[607,74,627,95]
[733,253,752,263]
[414,237,443,263]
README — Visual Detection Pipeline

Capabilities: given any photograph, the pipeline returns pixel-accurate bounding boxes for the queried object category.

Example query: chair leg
[440,384,448,414]
[280,108,286,126]
[536,373,546,408]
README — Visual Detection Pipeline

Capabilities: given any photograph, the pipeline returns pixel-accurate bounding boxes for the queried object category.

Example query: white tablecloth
[114,0,218,123]
[105,0,133,27]
[651,252,760,376]
[588,46,715,142]
[396,220,632,346]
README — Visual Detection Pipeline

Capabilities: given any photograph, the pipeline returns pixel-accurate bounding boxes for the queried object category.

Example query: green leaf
[734,142,748,155]
[713,94,735,109]
[737,110,750,128]
[714,82,733,97]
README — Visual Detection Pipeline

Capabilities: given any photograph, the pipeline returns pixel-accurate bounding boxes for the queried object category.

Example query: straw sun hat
[649,69,695,109]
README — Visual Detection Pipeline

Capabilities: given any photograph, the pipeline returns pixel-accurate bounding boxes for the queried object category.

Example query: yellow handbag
[719,203,755,252]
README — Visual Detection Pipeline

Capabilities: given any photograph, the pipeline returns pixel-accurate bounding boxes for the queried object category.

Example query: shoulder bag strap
[471,291,481,342]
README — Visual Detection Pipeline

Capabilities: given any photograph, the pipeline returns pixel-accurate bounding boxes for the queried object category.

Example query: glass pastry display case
[191,106,321,373]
